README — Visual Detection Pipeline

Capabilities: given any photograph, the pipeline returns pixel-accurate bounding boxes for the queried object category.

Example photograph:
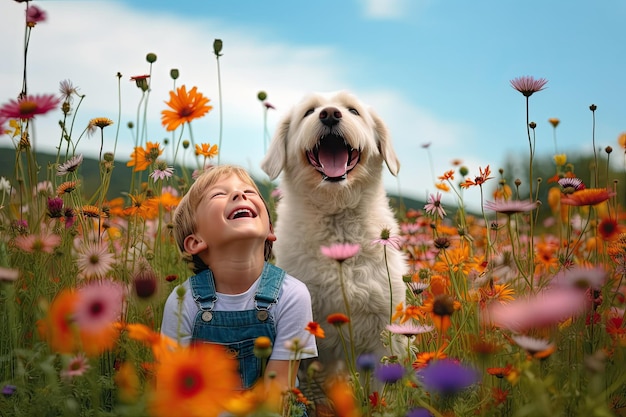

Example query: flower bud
[529,121,537,129]
[213,39,223,56]
[103,152,114,162]
[257,91,268,101]
[459,166,469,177]
[146,52,157,63]
[170,69,179,80]
[182,140,190,149]
[589,104,597,111]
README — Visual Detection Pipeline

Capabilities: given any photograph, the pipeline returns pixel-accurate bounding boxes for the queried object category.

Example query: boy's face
[184,174,274,255]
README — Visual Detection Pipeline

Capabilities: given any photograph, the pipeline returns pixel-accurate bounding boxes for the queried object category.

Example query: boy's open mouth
[228,208,257,219]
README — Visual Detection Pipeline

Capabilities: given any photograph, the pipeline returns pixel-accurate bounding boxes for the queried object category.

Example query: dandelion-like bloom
[57,154,83,176]
[483,287,589,332]
[356,353,378,372]
[418,359,480,396]
[424,192,446,219]
[561,188,615,206]
[327,313,350,325]
[484,199,538,215]
[195,143,219,158]
[510,76,548,97]
[320,243,361,262]
[374,363,405,383]
[386,323,434,337]
[89,117,113,129]
[0,177,11,194]
[550,265,606,291]
[127,141,163,172]
[149,344,239,417]
[26,5,47,24]
[59,79,79,102]
[47,197,64,218]
[61,353,90,379]
[161,85,212,132]
[305,321,325,338]
[460,165,493,189]
[0,94,60,120]
[14,231,62,253]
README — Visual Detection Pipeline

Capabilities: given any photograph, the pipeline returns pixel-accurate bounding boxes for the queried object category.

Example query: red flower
[327,313,350,326]
[305,321,325,338]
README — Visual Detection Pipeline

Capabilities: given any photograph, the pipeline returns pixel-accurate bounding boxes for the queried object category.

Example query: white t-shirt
[161,272,318,361]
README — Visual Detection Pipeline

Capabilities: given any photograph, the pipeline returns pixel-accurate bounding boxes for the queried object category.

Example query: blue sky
[1,0,625,211]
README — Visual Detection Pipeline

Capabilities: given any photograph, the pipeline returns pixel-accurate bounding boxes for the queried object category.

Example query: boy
[161,165,317,391]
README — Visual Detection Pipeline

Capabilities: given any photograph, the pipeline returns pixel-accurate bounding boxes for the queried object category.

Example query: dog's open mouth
[306,134,360,182]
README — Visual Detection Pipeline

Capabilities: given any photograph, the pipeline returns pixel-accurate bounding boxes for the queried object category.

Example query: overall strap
[254,262,285,311]
[189,269,218,311]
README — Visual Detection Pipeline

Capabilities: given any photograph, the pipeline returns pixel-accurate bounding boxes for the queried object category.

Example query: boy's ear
[267,224,277,242]
[183,234,208,255]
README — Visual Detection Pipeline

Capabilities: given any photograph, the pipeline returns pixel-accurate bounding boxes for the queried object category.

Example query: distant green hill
[0,148,427,213]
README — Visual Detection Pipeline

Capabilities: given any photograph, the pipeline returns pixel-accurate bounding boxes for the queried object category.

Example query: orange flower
[161,85,212,132]
[149,344,239,417]
[486,364,513,378]
[127,141,163,172]
[438,170,455,181]
[120,322,178,361]
[598,217,622,241]
[326,377,360,417]
[421,294,460,333]
[327,313,350,325]
[561,188,615,206]
[115,362,140,403]
[123,193,159,219]
[434,182,451,192]
[412,345,447,369]
[37,288,79,354]
[195,143,219,158]
[460,165,493,189]
[305,321,325,338]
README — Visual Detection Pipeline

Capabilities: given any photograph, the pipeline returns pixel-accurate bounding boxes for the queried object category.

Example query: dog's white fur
[261,91,407,368]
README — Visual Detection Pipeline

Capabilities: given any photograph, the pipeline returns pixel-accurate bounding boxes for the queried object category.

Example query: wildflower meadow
[2,2,626,417]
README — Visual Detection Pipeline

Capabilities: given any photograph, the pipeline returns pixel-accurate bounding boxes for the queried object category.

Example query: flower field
[1,2,626,417]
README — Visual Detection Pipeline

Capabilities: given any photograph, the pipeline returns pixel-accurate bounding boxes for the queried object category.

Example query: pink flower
[483,287,589,332]
[76,241,115,279]
[484,199,538,215]
[386,323,434,337]
[74,279,125,333]
[424,192,446,219]
[14,231,62,253]
[0,267,19,283]
[26,5,47,25]
[61,353,90,379]
[320,243,361,262]
[0,94,60,120]
[510,76,548,97]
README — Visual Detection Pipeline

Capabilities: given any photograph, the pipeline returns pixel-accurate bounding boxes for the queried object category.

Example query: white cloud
[0,0,484,209]
[361,0,413,20]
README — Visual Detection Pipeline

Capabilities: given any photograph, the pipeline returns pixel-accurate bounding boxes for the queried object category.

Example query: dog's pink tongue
[318,147,349,178]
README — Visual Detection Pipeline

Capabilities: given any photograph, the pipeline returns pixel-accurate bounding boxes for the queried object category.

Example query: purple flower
[356,353,378,372]
[510,76,548,97]
[558,177,585,193]
[374,363,405,383]
[418,359,480,396]
[47,197,64,218]
[406,409,433,417]
[2,384,16,397]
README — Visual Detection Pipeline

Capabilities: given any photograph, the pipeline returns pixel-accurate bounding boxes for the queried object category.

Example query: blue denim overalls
[189,262,284,389]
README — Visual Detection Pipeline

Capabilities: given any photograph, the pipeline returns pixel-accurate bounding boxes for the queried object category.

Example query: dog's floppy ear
[371,109,400,176]
[261,114,290,180]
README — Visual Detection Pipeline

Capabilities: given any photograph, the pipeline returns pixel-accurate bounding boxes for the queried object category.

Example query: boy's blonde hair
[173,165,273,273]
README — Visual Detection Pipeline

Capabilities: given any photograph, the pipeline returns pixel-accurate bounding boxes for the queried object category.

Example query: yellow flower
[161,85,212,132]
[89,117,114,129]
[195,143,219,158]
[553,154,567,166]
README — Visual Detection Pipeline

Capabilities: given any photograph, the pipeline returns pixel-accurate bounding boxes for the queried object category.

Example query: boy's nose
[232,190,247,200]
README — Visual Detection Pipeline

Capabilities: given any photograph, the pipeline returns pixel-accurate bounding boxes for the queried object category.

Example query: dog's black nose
[319,107,342,127]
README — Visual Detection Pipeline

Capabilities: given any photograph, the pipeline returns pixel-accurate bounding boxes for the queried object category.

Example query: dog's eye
[303,108,315,118]
[348,108,359,116]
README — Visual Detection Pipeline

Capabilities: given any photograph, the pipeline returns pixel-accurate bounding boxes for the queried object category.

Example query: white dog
[261,91,407,370]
